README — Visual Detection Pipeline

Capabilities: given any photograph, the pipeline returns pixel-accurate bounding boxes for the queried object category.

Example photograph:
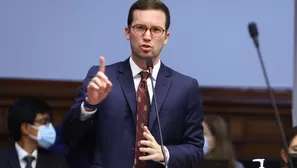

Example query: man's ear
[125,27,130,40]
[163,31,170,45]
[281,148,288,163]
[20,123,29,136]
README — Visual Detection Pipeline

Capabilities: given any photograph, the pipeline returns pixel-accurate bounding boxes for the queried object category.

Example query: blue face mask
[29,123,56,149]
[203,136,209,155]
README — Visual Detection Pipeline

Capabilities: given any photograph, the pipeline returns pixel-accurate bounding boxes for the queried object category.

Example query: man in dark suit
[62,0,204,167]
[0,98,68,168]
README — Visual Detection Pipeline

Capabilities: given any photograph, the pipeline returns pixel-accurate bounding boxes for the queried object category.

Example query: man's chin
[135,53,156,60]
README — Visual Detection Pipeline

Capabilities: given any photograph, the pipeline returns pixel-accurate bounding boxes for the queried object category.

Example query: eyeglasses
[129,24,166,37]
[34,117,50,125]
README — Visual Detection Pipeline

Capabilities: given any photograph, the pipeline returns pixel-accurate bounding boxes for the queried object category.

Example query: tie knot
[140,71,150,81]
[23,155,35,164]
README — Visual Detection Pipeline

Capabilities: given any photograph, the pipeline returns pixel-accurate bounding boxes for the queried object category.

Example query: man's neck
[131,55,160,70]
[18,138,37,154]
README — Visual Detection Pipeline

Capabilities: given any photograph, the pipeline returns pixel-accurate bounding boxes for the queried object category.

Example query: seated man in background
[0,97,68,168]
[281,126,297,168]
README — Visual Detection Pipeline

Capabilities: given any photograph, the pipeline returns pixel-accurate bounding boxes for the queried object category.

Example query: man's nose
[143,29,152,41]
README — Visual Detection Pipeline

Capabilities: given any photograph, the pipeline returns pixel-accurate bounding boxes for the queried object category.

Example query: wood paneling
[0,78,293,159]
[202,87,292,159]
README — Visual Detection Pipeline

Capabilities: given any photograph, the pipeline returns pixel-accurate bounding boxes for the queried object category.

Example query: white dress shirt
[79,56,169,164]
[15,142,38,168]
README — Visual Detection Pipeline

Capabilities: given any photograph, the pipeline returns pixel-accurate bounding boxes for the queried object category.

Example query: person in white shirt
[0,97,68,168]
[62,0,204,168]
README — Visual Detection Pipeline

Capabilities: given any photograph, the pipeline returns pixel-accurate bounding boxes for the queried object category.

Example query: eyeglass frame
[34,117,51,125]
[128,24,167,37]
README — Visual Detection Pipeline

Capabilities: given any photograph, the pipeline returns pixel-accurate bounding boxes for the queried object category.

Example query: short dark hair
[7,97,52,141]
[127,0,171,30]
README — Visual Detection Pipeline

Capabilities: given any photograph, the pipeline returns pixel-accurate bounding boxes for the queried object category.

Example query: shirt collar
[15,142,38,161]
[129,56,160,80]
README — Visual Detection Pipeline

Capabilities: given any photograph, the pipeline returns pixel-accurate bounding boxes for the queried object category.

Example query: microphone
[248,22,294,168]
[146,59,168,168]
[146,59,154,73]
[248,22,259,48]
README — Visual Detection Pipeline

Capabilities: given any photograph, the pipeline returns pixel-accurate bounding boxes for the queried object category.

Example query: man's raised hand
[86,56,112,106]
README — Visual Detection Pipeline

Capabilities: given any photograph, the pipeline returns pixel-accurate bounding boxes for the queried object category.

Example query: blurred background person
[0,97,68,168]
[281,126,297,168]
[203,114,244,168]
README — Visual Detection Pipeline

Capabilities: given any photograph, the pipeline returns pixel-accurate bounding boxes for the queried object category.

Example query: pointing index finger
[99,56,105,73]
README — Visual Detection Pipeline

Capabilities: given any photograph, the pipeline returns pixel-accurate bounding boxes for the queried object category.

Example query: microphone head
[248,22,259,38]
[146,59,153,70]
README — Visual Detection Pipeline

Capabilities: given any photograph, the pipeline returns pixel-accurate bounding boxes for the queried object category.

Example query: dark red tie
[134,71,150,168]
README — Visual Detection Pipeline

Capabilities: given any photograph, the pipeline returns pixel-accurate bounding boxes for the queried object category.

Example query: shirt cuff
[80,102,97,121]
[159,146,170,165]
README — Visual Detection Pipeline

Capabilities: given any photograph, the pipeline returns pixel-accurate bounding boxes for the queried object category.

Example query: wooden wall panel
[0,78,293,160]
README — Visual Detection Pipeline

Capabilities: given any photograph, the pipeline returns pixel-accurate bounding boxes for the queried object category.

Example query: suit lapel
[148,63,172,130]
[117,59,137,125]
[9,145,21,168]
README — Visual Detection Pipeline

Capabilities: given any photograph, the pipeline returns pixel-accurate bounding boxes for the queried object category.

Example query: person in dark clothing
[0,97,68,168]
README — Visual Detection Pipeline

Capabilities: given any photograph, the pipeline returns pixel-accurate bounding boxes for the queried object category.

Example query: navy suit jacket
[0,144,68,168]
[62,58,204,168]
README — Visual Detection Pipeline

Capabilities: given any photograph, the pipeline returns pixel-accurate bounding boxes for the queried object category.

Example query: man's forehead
[132,9,166,24]
[133,9,166,17]
[35,113,49,119]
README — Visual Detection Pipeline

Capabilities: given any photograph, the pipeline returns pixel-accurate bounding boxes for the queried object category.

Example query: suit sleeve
[166,79,204,168]
[0,149,5,167]
[57,153,70,168]
[62,66,98,144]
